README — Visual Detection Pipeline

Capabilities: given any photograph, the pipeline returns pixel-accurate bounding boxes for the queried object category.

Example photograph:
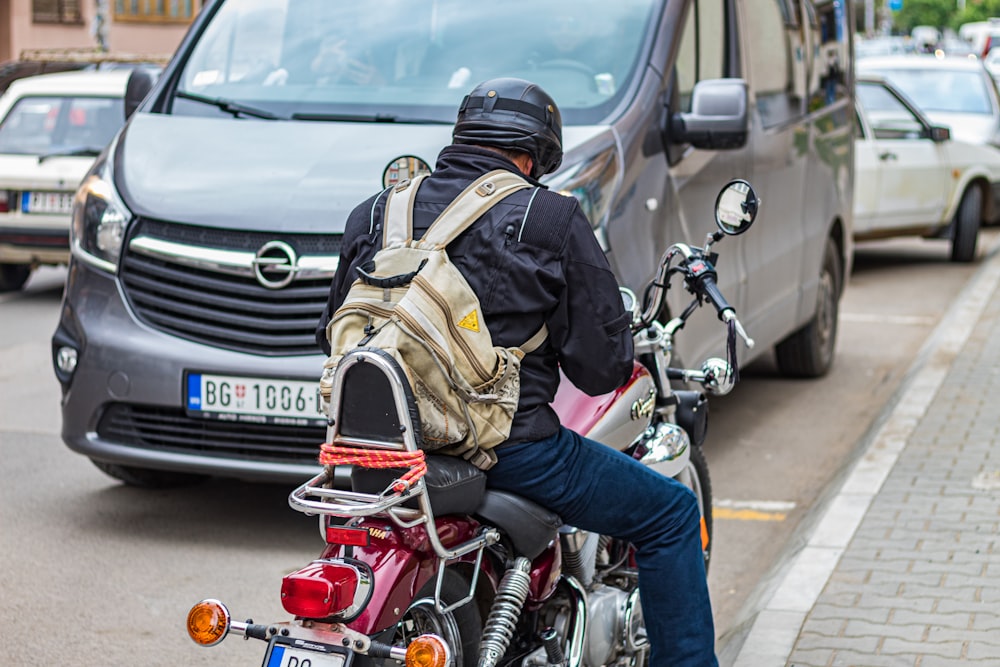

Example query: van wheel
[91,460,207,489]
[0,263,31,292]
[775,236,841,378]
[950,186,981,263]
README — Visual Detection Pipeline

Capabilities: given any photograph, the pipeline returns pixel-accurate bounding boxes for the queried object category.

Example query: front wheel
[775,236,841,378]
[677,444,713,571]
[360,568,483,667]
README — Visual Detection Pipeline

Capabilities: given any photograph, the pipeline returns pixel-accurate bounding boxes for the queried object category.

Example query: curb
[718,236,1000,666]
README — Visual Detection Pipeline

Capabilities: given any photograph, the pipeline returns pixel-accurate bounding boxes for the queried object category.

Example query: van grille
[97,403,325,464]
[120,219,341,356]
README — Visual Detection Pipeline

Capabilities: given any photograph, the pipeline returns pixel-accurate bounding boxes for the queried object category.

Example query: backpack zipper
[411,274,494,383]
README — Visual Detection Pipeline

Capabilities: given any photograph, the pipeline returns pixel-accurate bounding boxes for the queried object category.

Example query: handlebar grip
[699,274,733,319]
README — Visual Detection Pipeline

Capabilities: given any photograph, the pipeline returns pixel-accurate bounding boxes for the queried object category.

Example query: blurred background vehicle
[858,54,1000,148]
[911,24,942,52]
[934,36,977,58]
[958,18,1000,58]
[855,35,914,60]
[854,75,1000,262]
[985,46,1000,84]
[0,69,129,291]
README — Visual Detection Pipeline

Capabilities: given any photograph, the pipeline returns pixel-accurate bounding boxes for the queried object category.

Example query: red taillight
[281,561,359,618]
[326,524,371,547]
[0,192,9,213]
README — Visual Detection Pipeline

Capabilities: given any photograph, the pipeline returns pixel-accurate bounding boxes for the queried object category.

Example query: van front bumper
[53,260,327,483]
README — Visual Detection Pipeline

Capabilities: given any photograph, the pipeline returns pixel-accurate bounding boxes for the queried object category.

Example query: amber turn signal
[187,599,231,647]
[405,633,451,667]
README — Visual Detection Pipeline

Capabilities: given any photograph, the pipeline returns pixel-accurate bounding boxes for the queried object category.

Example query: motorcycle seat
[475,490,562,560]
[351,454,487,516]
[352,456,562,559]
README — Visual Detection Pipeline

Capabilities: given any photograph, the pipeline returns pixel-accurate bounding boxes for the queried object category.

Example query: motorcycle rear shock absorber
[479,556,532,667]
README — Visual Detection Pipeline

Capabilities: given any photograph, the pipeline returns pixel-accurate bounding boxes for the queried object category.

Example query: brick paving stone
[778,262,1000,666]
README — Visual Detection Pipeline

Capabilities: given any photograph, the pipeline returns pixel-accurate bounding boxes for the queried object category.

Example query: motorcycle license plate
[185,372,326,426]
[262,636,351,667]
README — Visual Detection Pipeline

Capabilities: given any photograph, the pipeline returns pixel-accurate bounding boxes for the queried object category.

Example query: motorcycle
[186,179,760,667]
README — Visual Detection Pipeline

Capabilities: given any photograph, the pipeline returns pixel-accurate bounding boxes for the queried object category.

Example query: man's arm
[550,208,634,395]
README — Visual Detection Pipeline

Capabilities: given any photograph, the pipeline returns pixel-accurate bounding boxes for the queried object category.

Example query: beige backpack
[320,170,547,470]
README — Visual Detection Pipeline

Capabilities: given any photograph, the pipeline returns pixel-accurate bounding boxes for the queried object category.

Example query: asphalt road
[1,229,995,665]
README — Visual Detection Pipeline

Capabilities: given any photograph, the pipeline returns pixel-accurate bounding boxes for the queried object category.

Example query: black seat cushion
[351,454,486,516]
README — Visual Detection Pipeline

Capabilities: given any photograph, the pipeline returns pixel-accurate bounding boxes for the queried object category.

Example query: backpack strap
[416,170,532,249]
[382,174,430,248]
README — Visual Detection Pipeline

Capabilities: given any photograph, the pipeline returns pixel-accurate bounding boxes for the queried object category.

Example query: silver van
[52,0,854,487]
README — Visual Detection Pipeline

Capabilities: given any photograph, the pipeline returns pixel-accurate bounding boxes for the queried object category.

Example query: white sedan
[854,75,1000,262]
[0,69,130,291]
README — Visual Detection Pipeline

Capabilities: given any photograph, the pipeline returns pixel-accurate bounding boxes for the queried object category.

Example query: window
[32,0,82,24]
[746,0,805,127]
[0,96,125,155]
[676,0,726,112]
[115,0,201,23]
[806,0,849,112]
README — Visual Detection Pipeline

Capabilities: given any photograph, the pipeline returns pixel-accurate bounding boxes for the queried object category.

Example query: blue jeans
[486,426,718,667]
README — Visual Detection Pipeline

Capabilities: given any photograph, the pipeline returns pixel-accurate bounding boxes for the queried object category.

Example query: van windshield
[174,0,659,125]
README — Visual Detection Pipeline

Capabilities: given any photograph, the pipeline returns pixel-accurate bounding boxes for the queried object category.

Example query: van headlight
[71,158,132,273]
[543,145,621,250]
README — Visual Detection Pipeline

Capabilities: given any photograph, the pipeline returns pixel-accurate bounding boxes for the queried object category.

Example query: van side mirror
[670,78,748,150]
[124,68,159,120]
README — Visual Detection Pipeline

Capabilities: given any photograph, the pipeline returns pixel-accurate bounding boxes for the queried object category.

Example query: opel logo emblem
[252,241,298,289]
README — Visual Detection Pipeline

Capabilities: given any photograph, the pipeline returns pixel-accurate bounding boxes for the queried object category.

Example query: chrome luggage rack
[288,349,498,580]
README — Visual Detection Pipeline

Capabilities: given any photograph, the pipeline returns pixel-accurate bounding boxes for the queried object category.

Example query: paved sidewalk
[728,244,1000,666]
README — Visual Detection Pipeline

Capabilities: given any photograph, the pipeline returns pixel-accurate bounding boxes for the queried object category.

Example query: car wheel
[0,263,32,292]
[775,236,841,378]
[950,186,981,263]
[91,460,208,489]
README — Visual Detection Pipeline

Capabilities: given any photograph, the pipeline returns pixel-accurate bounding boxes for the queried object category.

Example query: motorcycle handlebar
[697,272,732,320]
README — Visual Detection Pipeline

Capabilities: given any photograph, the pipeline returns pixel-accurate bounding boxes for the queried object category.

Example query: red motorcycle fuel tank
[551,361,655,450]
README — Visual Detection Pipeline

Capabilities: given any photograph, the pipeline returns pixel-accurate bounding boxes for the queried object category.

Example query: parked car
[985,46,1000,84]
[857,54,1000,149]
[855,35,913,60]
[0,70,129,291]
[958,19,1000,57]
[854,75,1000,261]
[53,0,855,488]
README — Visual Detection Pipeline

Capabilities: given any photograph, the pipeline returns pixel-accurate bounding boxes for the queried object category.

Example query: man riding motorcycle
[315,77,718,666]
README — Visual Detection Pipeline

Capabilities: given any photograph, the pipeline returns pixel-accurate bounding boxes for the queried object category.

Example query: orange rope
[319,444,427,493]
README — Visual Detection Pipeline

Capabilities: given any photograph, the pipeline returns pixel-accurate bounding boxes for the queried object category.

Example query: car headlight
[70,155,132,273]
[543,145,621,250]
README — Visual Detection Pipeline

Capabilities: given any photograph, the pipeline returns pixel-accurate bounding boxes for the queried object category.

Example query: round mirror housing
[700,357,736,396]
[714,179,759,236]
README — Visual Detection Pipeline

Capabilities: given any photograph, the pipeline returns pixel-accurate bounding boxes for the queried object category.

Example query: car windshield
[173,0,660,126]
[0,95,124,155]
[877,67,993,114]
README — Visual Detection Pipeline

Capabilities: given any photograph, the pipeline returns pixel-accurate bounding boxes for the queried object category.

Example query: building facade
[1,0,199,63]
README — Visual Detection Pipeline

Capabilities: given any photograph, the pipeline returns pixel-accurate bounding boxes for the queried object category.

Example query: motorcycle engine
[583,584,645,665]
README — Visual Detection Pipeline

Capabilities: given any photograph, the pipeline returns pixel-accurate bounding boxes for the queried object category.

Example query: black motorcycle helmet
[452,77,563,179]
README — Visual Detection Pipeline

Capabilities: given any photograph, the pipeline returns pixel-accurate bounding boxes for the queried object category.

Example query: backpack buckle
[475,181,496,197]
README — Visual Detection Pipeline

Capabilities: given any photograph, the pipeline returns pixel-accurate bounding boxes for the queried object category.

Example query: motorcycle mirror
[619,287,638,319]
[714,179,759,236]
[700,357,736,396]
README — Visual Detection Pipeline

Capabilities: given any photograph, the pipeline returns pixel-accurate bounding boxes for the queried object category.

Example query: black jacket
[316,144,633,444]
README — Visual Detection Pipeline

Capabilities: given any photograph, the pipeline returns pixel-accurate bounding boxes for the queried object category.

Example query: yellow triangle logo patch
[457,309,480,332]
